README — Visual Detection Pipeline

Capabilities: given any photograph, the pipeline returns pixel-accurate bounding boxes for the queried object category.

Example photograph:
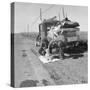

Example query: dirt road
[14,33,88,87]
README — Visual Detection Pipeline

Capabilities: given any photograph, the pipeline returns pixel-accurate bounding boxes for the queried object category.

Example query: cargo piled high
[35,8,87,63]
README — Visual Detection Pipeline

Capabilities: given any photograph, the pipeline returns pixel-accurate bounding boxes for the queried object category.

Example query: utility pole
[40,8,42,22]
[27,24,29,33]
[62,7,65,19]
[58,13,60,21]
[66,12,67,18]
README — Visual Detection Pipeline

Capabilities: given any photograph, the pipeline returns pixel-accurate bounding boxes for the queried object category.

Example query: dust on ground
[14,32,88,87]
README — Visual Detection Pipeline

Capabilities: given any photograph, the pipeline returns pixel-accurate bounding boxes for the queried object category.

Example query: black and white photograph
[11,2,88,88]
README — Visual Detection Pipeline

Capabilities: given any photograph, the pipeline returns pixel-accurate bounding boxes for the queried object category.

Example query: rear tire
[48,40,64,59]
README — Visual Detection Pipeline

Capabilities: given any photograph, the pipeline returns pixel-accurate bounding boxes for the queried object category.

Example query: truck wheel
[39,47,46,56]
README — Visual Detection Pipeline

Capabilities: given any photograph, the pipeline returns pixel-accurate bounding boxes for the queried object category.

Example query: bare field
[14,31,88,87]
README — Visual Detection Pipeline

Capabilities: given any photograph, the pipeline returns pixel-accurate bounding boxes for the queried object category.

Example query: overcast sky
[14,2,88,33]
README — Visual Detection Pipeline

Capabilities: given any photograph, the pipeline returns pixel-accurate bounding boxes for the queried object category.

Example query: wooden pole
[40,8,42,22]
